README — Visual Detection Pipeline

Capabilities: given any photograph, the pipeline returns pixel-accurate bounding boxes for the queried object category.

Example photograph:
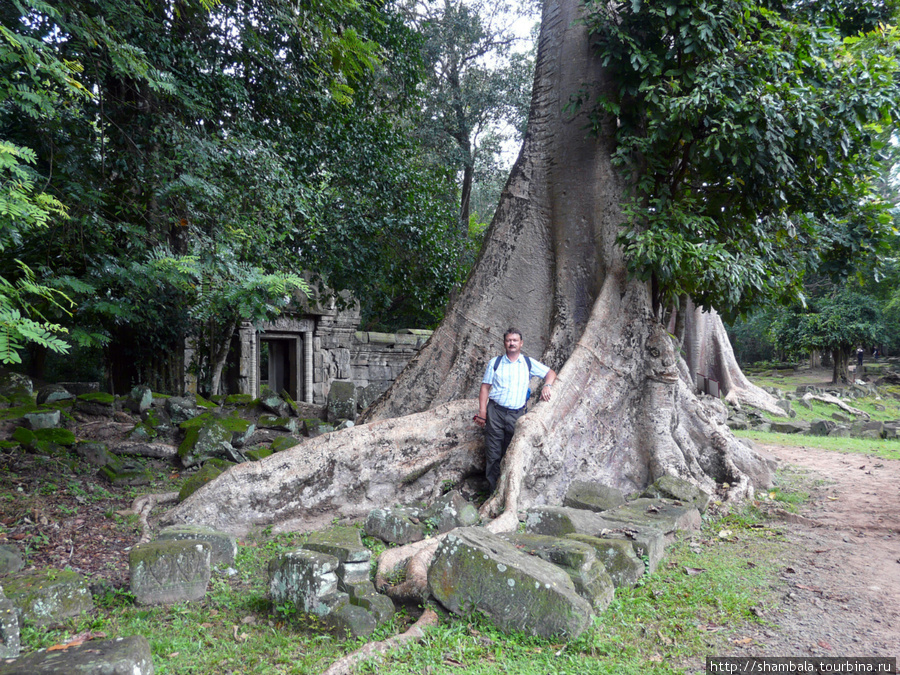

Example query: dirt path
[724,443,900,659]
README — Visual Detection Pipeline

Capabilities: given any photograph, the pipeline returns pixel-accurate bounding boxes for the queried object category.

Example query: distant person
[857,347,864,368]
[474,328,556,492]
[873,347,879,360]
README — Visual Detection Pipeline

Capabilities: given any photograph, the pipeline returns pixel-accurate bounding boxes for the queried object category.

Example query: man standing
[474,328,556,492]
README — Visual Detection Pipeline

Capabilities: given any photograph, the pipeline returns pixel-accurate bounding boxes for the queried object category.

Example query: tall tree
[413,0,536,235]
[168,0,898,584]
[1,0,462,386]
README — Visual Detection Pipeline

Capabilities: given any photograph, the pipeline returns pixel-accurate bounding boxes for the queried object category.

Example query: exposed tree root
[803,393,868,418]
[130,492,180,544]
[320,607,439,675]
[375,537,443,604]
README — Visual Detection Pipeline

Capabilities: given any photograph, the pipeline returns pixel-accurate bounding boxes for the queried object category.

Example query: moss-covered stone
[11,427,34,447]
[98,456,151,486]
[246,447,273,461]
[178,413,215,431]
[271,436,301,452]
[2,569,93,626]
[177,462,226,502]
[77,392,116,404]
[129,540,211,605]
[195,395,218,409]
[156,525,237,566]
[225,394,254,406]
[32,427,76,446]
[428,528,593,639]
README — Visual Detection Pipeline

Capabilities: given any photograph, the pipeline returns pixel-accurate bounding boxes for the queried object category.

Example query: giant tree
[166,0,898,553]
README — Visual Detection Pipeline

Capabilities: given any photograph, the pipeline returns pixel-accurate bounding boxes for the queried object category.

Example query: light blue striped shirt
[482,354,550,410]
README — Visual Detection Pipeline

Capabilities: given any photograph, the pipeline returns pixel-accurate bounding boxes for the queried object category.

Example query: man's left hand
[540,386,552,402]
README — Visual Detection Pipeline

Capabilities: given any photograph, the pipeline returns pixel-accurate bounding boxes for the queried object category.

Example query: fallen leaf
[168,652,179,658]
[683,566,707,576]
[732,637,753,646]
[241,615,256,625]
[443,657,464,667]
[784,567,796,574]
[718,529,732,539]
[649,654,663,663]
[656,630,673,645]
[818,640,832,650]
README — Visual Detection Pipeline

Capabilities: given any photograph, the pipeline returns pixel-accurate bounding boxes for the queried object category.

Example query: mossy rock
[219,416,253,434]
[11,427,35,447]
[177,462,233,502]
[196,395,218,410]
[77,392,116,405]
[0,403,39,421]
[225,394,254,406]
[246,447,273,461]
[2,569,93,626]
[178,412,215,431]
[99,457,152,486]
[271,436,301,452]
[178,427,201,458]
[33,427,76,446]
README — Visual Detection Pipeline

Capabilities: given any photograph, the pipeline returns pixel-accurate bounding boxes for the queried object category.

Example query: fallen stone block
[301,526,371,587]
[98,456,152,486]
[0,593,19,658]
[422,490,480,533]
[562,481,625,512]
[524,505,666,574]
[500,533,614,612]
[269,549,345,617]
[594,499,701,541]
[344,582,394,625]
[126,386,154,414]
[323,599,376,639]
[0,546,23,575]
[156,525,237,566]
[641,475,711,513]
[428,527,593,639]
[2,569,93,626]
[130,539,211,605]
[567,535,645,588]
[364,507,425,545]
[809,419,836,437]
[0,635,152,675]
[24,410,60,430]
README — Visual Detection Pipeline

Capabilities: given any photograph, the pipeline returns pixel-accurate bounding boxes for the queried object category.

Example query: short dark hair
[503,328,523,340]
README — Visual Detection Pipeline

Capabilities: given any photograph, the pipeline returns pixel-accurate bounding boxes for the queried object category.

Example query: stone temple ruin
[185,291,431,413]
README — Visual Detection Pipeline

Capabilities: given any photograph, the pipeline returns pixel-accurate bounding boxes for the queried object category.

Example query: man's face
[504,333,522,356]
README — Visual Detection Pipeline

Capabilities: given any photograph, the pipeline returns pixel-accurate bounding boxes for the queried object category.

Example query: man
[474,328,556,492]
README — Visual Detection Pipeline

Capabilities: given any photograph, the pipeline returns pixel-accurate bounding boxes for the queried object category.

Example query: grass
[17,501,792,675]
[735,429,900,461]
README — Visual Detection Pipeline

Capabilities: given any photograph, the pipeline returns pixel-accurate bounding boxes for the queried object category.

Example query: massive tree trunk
[164,0,776,536]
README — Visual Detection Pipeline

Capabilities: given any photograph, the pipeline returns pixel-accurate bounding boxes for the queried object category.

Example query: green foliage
[769,287,887,358]
[1,0,473,384]
[579,0,900,318]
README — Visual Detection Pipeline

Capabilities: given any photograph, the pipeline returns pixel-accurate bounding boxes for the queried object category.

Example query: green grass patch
[734,429,900,461]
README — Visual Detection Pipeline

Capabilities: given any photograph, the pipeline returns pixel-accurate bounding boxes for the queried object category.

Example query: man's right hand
[474,413,486,428]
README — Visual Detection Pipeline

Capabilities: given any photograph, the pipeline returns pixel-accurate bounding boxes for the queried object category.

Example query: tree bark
[832,347,850,384]
[165,0,775,536]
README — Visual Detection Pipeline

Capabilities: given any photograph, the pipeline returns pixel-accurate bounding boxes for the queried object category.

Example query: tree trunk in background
[678,299,783,416]
[832,348,850,384]
[166,0,776,535]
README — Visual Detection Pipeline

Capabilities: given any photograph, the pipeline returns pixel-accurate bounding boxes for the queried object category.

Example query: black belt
[489,400,525,413]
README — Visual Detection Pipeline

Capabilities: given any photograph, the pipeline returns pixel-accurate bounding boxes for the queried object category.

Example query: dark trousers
[484,400,526,491]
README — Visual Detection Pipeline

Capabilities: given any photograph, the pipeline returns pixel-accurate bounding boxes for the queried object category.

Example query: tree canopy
[0,0,491,386]
[579,0,900,320]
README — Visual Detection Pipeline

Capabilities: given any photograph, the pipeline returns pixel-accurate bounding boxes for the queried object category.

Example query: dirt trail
[727,443,900,659]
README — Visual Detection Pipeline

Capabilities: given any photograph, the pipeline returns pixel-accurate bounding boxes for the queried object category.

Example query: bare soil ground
[716,442,900,660]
